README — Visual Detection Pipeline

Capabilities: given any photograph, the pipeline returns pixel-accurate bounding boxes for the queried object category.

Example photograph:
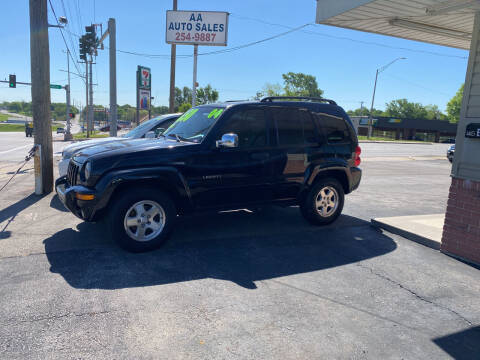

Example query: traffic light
[9,74,16,88]
[79,35,89,61]
[85,25,96,49]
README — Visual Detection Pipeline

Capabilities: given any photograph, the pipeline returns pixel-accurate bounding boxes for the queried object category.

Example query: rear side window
[271,107,318,146]
[314,113,350,143]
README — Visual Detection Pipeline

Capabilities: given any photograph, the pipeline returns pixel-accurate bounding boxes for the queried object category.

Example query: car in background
[447,144,455,163]
[100,124,122,132]
[58,113,181,177]
[56,127,65,134]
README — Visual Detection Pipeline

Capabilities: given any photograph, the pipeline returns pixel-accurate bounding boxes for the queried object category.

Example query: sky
[0,0,469,112]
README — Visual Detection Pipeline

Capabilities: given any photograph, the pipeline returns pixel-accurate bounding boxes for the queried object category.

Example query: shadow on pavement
[44,208,397,290]
[433,326,480,360]
[49,194,68,212]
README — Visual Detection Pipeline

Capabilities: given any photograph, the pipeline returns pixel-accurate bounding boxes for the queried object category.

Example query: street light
[367,57,406,138]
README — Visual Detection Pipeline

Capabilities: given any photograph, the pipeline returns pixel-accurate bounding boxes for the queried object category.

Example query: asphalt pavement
[0,142,478,359]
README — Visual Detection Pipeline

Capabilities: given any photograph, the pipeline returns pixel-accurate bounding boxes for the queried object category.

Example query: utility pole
[64,49,72,140]
[192,44,198,107]
[136,68,140,126]
[169,0,178,112]
[29,0,53,194]
[85,60,89,137]
[88,54,94,135]
[367,70,378,139]
[108,18,117,136]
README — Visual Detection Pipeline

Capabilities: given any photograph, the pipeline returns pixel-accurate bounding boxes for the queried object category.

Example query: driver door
[189,106,275,209]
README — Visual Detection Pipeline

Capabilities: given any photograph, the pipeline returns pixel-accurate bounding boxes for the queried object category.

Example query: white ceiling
[316,0,479,49]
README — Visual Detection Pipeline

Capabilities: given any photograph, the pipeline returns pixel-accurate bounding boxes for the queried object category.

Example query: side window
[218,108,267,148]
[271,107,317,146]
[153,119,175,136]
[315,113,350,143]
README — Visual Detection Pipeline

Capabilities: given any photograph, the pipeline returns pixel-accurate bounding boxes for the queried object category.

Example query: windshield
[122,117,162,138]
[163,106,225,143]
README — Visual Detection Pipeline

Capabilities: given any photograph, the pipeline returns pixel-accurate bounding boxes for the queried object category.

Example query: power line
[229,13,468,60]
[383,73,452,96]
[48,0,85,84]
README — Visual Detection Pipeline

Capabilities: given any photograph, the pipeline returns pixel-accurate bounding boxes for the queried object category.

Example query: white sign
[166,10,229,46]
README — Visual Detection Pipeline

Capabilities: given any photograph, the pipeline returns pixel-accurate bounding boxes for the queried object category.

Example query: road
[0,142,478,359]
[0,132,73,163]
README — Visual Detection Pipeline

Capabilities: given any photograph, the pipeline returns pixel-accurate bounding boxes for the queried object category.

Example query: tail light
[354,146,361,167]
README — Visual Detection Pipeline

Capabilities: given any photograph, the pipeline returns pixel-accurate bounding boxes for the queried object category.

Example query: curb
[359,140,433,145]
[370,218,441,250]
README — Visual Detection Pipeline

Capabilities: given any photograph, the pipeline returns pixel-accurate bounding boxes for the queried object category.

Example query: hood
[71,137,194,164]
[63,137,122,158]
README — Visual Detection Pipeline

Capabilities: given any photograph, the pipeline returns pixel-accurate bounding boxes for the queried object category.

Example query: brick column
[442,178,480,265]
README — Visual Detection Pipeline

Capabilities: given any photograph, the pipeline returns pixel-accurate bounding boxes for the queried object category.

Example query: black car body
[56,97,362,252]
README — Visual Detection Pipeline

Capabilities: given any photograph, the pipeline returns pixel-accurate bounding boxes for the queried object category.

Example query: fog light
[75,193,95,201]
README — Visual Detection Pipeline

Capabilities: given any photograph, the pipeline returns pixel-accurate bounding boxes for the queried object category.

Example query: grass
[73,131,109,139]
[0,114,9,122]
[0,123,62,132]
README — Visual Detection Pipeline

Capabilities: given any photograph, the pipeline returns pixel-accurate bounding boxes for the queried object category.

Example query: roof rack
[260,96,337,105]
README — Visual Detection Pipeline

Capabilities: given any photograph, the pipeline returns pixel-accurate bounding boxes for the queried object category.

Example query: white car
[58,114,180,177]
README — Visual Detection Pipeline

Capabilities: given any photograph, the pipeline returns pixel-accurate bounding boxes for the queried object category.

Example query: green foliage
[446,83,463,123]
[0,101,78,121]
[347,107,384,117]
[282,72,323,97]
[174,84,219,111]
[256,72,323,99]
[384,99,446,120]
[178,103,192,112]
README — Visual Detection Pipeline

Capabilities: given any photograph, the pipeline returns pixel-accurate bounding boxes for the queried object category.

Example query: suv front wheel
[300,178,344,225]
[108,188,176,252]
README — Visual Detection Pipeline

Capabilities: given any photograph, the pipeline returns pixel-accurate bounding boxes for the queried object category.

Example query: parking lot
[0,142,479,359]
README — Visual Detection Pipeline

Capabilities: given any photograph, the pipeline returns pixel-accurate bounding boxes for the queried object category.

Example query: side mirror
[216,133,239,148]
[145,131,155,139]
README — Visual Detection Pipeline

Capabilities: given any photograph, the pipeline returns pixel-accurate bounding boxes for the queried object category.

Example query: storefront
[317,0,480,264]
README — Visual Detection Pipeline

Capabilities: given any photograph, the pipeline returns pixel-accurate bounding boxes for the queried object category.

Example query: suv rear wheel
[108,188,176,252]
[300,178,344,225]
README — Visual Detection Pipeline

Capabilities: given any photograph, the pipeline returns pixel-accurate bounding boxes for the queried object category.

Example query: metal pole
[64,49,72,140]
[29,0,53,194]
[108,18,117,137]
[88,55,93,135]
[85,60,89,137]
[368,69,378,139]
[136,69,140,126]
[192,44,198,107]
[169,0,178,112]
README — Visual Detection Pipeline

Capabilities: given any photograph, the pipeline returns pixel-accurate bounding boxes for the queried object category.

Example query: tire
[300,177,345,226]
[108,188,176,252]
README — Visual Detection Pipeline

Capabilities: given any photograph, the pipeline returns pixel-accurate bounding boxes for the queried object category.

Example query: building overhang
[315,0,479,50]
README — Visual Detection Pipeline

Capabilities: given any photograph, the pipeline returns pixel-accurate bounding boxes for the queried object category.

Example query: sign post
[136,65,151,125]
[166,10,228,107]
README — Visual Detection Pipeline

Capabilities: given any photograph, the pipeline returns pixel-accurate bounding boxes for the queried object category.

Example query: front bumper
[58,158,70,177]
[55,176,99,221]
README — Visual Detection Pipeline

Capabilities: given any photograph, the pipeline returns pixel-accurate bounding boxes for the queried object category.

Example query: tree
[196,84,219,105]
[282,72,323,97]
[178,103,192,112]
[424,104,446,121]
[384,99,428,119]
[347,107,384,117]
[446,84,464,123]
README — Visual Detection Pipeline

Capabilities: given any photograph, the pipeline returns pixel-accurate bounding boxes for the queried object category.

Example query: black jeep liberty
[56,97,362,252]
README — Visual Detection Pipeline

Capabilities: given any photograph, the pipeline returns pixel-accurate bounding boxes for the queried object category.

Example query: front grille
[67,161,80,186]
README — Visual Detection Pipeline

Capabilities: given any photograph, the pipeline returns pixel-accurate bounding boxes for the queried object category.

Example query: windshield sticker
[208,108,224,119]
[178,108,199,122]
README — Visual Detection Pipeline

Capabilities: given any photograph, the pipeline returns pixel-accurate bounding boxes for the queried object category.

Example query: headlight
[84,161,92,181]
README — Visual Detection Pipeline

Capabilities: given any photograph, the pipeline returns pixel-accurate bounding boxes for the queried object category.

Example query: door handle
[250,152,270,160]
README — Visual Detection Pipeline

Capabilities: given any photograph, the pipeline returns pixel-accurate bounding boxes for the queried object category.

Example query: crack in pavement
[4,309,122,326]
[355,263,474,326]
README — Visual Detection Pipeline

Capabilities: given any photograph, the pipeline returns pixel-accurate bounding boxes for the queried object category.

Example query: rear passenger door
[269,106,321,200]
